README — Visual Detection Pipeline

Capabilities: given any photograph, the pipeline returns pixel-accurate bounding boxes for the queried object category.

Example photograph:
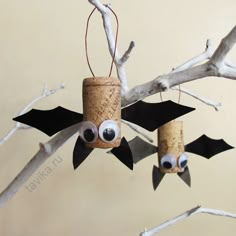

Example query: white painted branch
[88,0,132,94]
[119,41,135,64]
[140,206,236,236]
[18,83,65,116]
[0,123,80,207]
[121,119,153,143]
[171,86,221,111]
[122,63,212,106]
[173,39,214,72]
[0,83,65,145]
[225,59,236,69]
[170,40,221,109]
[211,26,236,68]
[218,64,236,78]
[122,26,236,106]
[122,59,236,106]
[0,127,18,145]
[88,0,107,13]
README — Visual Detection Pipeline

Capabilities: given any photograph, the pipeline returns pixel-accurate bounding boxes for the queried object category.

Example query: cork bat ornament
[128,120,234,189]
[13,77,195,171]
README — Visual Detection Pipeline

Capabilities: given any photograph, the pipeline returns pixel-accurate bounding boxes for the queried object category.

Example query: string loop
[85,5,119,77]
[160,85,182,104]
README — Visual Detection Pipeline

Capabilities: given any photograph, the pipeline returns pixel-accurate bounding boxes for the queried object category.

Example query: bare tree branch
[122,26,236,106]
[119,41,135,64]
[0,83,65,145]
[171,86,221,111]
[172,39,214,72]
[0,0,235,207]
[211,26,236,67]
[88,0,134,95]
[140,206,236,236]
[0,123,80,207]
[121,119,153,143]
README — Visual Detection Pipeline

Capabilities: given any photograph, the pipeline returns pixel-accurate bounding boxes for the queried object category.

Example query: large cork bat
[13,77,195,171]
[128,121,234,189]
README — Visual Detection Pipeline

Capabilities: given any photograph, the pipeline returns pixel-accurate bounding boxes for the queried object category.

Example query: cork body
[82,77,121,148]
[158,121,184,173]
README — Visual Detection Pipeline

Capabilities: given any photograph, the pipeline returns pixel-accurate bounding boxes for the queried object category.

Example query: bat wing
[185,134,234,159]
[110,137,133,170]
[121,100,195,131]
[13,106,83,136]
[73,136,93,169]
[128,136,157,164]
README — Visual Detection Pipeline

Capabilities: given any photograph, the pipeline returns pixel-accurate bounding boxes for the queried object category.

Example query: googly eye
[178,153,188,169]
[99,120,120,143]
[79,121,98,143]
[160,154,177,169]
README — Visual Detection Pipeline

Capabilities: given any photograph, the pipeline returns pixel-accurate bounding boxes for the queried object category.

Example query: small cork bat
[13,100,195,170]
[128,134,234,189]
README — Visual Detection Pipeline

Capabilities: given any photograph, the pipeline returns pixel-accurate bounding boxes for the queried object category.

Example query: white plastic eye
[79,121,98,143]
[160,154,177,169]
[178,153,188,169]
[99,120,120,143]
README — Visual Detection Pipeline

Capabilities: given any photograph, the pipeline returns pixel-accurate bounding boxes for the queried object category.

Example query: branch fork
[140,206,236,235]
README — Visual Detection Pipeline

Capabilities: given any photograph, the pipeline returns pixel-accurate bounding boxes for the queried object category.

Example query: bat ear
[128,136,157,164]
[185,134,234,159]
[13,106,83,136]
[110,137,133,170]
[152,165,165,190]
[73,136,93,169]
[178,166,191,187]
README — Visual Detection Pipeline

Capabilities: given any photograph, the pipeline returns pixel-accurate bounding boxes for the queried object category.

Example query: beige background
[0,0,236,235]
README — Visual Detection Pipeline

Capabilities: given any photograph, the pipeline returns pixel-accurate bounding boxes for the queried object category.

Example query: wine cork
[82,77,121,148]
[158,120,184,173]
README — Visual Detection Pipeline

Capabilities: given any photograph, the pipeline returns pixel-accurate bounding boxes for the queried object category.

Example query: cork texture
[82,77,121,148]
[158,120,184,173]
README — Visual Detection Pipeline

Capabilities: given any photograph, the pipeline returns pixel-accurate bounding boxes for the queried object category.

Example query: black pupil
[103,128,115,141]
[84,129,95,142]
[180,160,188,168]
[163,162,173,169]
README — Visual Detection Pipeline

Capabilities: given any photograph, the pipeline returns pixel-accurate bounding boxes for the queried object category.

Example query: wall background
[0,0,236,235]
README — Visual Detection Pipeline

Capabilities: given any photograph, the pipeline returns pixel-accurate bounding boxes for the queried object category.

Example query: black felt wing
[121,100,195,131]
[13,106,83,136]
[185,134,234,159]
[128,136,157,164]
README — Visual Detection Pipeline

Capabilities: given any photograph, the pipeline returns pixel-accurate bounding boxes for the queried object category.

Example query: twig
[140,206,236,236]
[172,39,214,72]
[211,26,236,68]
[171,86,221,111]
[121,119,153,143]
[122,26,236,106]
[0,83,65,145]
[88,0,135,95]
[169,40,221,110]
[0,123,80,207]
[119,41,135,64]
